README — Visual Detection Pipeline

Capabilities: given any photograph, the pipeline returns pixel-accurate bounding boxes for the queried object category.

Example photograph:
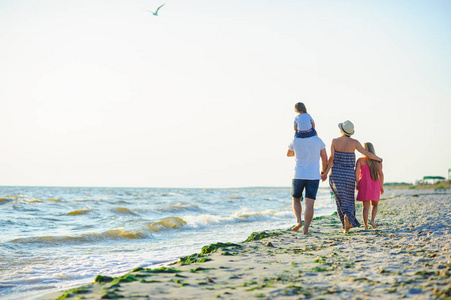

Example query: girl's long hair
[295,102,307,114]
[364,142,379,181]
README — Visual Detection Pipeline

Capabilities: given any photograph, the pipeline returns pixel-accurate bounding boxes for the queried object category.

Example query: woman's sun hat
[338,120,355,136]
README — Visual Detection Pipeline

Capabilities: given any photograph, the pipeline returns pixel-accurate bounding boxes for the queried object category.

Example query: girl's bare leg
[370,201,378,229]
[362,201,370,230]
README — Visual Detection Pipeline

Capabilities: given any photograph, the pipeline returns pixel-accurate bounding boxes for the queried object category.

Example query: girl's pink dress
[356,164,381,201]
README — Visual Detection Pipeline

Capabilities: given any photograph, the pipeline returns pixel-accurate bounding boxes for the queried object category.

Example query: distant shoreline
[1,181,449,190]
[385,181,450,190]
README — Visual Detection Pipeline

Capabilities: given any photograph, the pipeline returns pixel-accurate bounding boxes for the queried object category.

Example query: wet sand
[42,191,451,299]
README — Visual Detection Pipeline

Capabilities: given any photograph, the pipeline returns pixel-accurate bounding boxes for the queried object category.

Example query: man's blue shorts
[292,179,320,200]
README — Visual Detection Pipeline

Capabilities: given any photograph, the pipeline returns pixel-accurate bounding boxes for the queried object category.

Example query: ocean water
[0,186,336,299]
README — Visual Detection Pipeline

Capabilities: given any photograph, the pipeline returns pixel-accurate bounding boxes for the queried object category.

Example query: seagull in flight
[148,3,165,16]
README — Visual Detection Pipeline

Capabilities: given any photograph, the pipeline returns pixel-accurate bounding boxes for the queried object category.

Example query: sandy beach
[43,190,451,300]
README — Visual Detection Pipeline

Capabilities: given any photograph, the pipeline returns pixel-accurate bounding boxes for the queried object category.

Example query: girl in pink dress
[355,142,384,230]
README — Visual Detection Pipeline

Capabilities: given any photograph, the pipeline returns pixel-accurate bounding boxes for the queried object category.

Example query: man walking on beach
[287,135,328,235]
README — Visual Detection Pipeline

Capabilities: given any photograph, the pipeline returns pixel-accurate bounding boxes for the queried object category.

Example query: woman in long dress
[323,120,382,233]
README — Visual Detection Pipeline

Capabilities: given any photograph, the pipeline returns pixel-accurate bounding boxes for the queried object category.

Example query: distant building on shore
[422,176,446,184]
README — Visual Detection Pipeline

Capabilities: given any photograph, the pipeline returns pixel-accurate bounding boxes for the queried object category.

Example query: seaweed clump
[132,267,181,273]
[56,286,90,300]
[179,253,211,265]
[243,230,285,243]
[201,242,241,254]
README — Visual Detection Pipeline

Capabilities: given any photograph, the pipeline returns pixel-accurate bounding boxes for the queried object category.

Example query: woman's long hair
[364,142,379,181]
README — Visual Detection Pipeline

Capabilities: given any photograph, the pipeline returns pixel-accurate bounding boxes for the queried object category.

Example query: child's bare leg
[362,201,370,230]
[370,201,378,228]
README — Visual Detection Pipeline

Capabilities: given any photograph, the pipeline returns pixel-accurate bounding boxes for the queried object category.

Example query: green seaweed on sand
[201,242,242,254]
[100,291,124,299]
[56,286,90,300]
[179,253,211,265]
[312,267,329,272]
[133,267,181,273]
[314,256,328,264]
[172,279,183,284]
[131,267,144,272]
[95,275,115,284]
[282,285,312,297]
[243,230,285,242]
[139,279,161,283]
[107,274,139,287]
[221,251,239,256]
[190,267,214,272]
[242,281,258,287]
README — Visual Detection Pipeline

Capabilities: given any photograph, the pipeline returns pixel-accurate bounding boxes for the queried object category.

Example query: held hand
[355,182,359,191]
[321,173,327,182]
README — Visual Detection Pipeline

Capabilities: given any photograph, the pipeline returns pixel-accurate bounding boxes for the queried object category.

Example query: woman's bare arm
[355,141,382,162]
[323,140,335,175]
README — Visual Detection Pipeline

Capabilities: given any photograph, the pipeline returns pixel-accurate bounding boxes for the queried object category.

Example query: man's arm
[320,148,328,181]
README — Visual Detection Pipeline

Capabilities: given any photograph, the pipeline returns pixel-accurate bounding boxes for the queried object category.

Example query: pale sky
[0,0,450,188]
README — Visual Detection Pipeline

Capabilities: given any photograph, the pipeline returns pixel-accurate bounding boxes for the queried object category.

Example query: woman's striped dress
[329,150,361,228]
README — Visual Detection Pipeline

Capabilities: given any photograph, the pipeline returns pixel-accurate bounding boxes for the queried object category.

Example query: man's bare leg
[303,198,315,235]
[291,197,302,232]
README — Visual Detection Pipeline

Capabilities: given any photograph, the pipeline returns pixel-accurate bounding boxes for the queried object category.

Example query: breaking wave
[183,209,291,228]
[67,208,92,216]
[8,217,188,245]
[111,207,139,215]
